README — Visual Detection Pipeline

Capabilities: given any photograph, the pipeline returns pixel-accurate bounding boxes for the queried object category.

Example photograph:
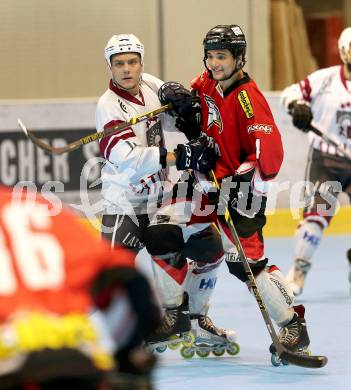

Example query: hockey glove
[158,81,193,116]
[216,163,268,218]
[175,136,217,173]
[289,100,313,132]
[174,94,202,140]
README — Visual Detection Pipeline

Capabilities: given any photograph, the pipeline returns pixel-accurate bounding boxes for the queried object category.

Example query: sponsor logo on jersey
[204,95,223,133]
[247,124,273,134]
[238,90,254,118]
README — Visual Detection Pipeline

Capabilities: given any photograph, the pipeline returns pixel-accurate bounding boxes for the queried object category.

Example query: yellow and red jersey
[0,186,135,322]
[191,70,283,181]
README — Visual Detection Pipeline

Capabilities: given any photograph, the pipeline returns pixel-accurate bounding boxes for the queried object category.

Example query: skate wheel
[155,345,167,353]
[168,335,181,350]
[180,346,195,359]
[168,342,180,350]
[226,342,240,356]
[282,359,289,366]
[196,349,210,358]
[182,331,195,348]
[271,353,282,367]
[212,347,225,357]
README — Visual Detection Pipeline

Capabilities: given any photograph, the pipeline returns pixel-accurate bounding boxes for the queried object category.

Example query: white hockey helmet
[104,34,144,66]
[338,27,351,64]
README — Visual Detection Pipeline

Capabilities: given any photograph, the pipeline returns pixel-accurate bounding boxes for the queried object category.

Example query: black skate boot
[145,303,194,353]
[270,305,310,366]
[179,314,239,359]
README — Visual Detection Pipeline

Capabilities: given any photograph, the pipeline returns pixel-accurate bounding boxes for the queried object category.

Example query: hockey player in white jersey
[281,27,351,296]
[96,34,237,356]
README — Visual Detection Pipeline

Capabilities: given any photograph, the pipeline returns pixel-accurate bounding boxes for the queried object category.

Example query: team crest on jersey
[204,95,223,133]
[146,120,164,147]
[238,90,254,118]
[336,110,351,139]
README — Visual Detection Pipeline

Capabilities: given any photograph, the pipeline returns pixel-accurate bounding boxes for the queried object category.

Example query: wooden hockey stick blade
[210,171,328,368]
[308,125,351,161]
[18,119,81,154]
[279,349,328,368]
[18,104,171,155]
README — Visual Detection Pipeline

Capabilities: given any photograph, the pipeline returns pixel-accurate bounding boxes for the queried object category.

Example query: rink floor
[137,234,351,390]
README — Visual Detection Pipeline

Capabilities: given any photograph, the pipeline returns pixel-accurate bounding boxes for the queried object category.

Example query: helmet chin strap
[203,57,243,81]
[217,66,238,81]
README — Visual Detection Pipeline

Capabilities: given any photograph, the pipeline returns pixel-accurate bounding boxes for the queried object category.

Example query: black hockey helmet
[203,24,246,69]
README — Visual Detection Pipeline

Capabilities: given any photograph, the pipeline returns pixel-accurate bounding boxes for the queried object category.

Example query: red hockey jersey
[191,70,283,180]
[0,186,135,322]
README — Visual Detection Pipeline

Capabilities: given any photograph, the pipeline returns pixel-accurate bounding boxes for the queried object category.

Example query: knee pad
[151,258,185,307]
[183,224,224,263]
[255,266,294,327]
[184,259,222,315]
[225,255,268,283]
[145,224,184,255]
[294,219,324,261]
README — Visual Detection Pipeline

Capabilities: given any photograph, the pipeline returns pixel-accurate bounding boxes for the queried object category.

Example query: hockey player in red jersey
[0,185,160,389]
[281,27,351,296]
[149,24,312,363]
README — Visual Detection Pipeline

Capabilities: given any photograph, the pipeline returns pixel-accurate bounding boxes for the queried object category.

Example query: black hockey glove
[214,167,267,218]
[289,100,313,132]
[174,94,202,140]
[175,136,217,173]
[158,81,193,116]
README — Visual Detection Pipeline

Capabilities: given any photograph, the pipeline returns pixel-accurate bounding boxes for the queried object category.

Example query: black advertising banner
[0,129,101,191]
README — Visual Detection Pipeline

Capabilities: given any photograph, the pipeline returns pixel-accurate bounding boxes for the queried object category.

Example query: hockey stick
[209,170,327,368]
[18,104,171,155]
[308,125,351,162]
[308,126,351,162]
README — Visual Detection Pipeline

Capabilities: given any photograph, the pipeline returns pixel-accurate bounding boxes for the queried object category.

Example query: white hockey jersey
[281,65,351,156]
[96,73,176,215]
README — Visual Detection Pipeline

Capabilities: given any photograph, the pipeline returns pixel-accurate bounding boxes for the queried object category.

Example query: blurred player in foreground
[0,185,160,389]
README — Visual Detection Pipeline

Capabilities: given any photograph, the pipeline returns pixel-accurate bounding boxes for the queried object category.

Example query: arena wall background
[0,0,271,97]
